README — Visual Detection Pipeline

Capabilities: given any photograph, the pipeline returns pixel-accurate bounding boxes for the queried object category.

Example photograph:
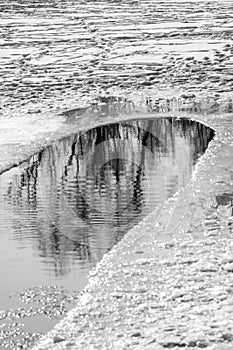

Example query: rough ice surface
[0,0,233,349]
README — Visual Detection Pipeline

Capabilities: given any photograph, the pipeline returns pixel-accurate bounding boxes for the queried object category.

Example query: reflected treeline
[63,97,136,121]
[0,117,214,276]
[146,95,233,115]
[175,118,214,164]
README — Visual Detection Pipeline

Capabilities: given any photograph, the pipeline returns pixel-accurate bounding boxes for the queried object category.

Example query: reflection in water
[0,117,214,302]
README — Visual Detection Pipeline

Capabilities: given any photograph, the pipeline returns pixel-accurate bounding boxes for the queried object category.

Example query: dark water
[0,117,214,342]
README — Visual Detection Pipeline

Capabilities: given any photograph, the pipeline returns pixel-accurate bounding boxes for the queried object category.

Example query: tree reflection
[1,117,214,276]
